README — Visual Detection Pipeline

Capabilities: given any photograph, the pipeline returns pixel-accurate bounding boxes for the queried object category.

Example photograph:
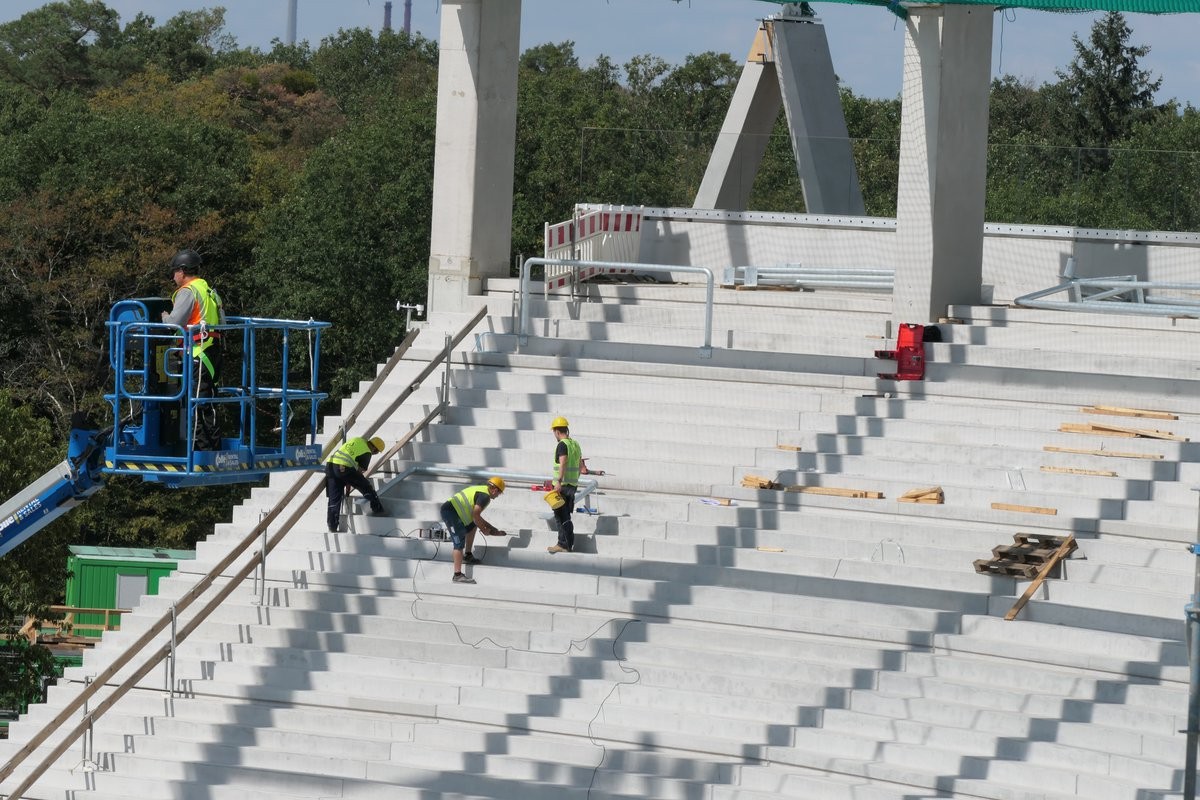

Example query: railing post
[166,605,177,699]
[1185,487,1200,800]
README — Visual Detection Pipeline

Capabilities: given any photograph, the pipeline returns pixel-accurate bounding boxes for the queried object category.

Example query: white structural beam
[693,27,781,211]
[771,14,865,216]
[694,9,863,215]
[427,0,521,312]
[893,5,994,323]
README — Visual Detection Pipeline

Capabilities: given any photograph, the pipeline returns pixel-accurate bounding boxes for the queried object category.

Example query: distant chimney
[404,0,412,34]
[383,2,392,32]
[286,0,297,45]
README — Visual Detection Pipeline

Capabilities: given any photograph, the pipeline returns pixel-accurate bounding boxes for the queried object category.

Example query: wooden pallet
[974,532,1077,581]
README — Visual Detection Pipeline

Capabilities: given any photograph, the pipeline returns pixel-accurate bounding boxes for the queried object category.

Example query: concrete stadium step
[934,616,1186,684]
[518,315,888,358]
[521,294,891,338]
[717,767,987,800]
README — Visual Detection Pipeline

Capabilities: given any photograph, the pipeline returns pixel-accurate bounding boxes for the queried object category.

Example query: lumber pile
[898,486,943,504]
[741,474,782,490]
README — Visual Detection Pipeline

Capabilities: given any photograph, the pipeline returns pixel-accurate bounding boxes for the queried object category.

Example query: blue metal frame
[103,299,331,487]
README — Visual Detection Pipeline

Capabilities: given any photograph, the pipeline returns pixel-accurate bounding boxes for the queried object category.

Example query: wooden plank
[1006,535,1078,621]
[898,496,944,504]
[1086,422,1187,441]
[775,445,803,452]
[1039,465,1117,477]
[991,502,1057,516]
[1061,421,1187,441]
[1059,422,1138,437]
[1043,445,1163,460]
[756,546,786,553]
[1082,405,1177,420]
[900,485,942,499]
[786,485,884,499]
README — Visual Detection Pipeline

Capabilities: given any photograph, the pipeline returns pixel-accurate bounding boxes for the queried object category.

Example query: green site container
[63,546,194,639]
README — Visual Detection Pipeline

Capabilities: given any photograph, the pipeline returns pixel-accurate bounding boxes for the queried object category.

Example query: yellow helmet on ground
[487,476,506,493]
[368,436,385,452]
[550,416,569,430]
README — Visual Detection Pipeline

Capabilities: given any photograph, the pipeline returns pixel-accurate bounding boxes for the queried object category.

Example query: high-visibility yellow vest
[171,277,223,351]
[328,437,372,470]
[449,485,490,525]
[553,437,582,485]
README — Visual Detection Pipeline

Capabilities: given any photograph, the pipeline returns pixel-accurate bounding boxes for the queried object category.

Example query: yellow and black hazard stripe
[105,460,240,473]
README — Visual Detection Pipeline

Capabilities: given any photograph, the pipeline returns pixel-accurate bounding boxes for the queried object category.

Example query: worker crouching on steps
[440,477,507,584]
[325,436,387,533]
[548,416,585,554]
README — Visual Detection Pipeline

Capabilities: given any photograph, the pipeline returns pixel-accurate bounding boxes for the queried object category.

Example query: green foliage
[0,639,58,714]
[0,0,121,98]
[252,94,437,396]
[1054,11,1163,171]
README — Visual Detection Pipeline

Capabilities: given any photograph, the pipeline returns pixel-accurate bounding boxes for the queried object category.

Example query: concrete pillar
[770,16,864,216]
[693,27,781,211]
[427,0,521,312]
[694,13,862,216]
[893,5,993,323]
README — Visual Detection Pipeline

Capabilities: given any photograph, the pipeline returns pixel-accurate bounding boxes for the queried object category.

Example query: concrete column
[771,16,864,216]
[693,27,781,211]
[893,5,993,323]
[427,0,521,312]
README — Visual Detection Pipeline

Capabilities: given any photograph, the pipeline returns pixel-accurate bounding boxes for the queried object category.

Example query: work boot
[370,504,387,516]
[452,572,476,584]
[462,552,481,565]
[547,544,568,554]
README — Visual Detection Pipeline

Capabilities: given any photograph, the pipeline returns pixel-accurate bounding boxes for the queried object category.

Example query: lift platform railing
[0,307,487,800]
[106,301,332,480]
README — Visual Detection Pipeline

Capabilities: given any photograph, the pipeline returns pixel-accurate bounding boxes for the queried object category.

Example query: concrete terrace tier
[5,278,1199,800]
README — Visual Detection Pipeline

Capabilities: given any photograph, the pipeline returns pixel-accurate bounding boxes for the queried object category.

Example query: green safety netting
[760,0,1200,14]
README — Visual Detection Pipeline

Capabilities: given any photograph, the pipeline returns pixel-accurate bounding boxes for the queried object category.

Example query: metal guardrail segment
[519,258,714,357]
[1015,276,1200,318]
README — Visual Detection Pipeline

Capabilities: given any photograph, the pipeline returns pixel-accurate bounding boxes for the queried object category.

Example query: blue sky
[2,1,1198,107]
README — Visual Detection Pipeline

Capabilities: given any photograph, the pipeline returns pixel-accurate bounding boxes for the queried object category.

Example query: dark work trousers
[326,463,384,532]
[192,340,223,450]
[553,485,578,551]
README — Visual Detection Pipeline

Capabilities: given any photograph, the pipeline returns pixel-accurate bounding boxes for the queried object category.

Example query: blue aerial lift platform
[0,298,331,558]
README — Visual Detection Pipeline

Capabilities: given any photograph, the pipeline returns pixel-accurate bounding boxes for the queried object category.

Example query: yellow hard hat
[550,416,569,430]
[368,436,385,452]
[487,476,506,493]
[544,490,565,510]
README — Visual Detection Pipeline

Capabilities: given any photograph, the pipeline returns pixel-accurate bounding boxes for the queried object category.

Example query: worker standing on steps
[547,416,585,554]
[326,436,388,533]
[441,477,507,584]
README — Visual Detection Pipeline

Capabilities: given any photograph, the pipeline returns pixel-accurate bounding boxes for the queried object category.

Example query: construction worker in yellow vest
[162,249,225,450]
[548,416,583,554]
[440,477,507,584]
[325,436,387,532]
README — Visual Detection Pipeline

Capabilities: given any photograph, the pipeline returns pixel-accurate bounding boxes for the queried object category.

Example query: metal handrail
[517,257,714,357]
[0,308,487,799]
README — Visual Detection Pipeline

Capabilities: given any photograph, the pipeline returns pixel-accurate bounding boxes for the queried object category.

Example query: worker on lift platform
[161,249,225,450]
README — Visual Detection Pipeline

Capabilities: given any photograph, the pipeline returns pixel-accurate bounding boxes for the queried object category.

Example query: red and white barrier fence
[543,205,644,291]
